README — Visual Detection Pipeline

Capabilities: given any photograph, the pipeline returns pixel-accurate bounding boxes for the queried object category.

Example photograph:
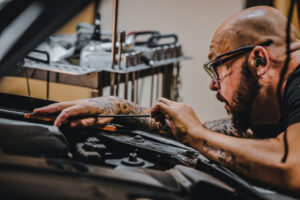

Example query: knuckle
[97,119,105,125]
[157,102,163,107]
[70,121,78,127]
[185,104,192,109]
[61,110,71,118]
[54,103,65,110]
[98,118,109,125]
[80,120,88,127]
[173,104,180,110]
[61,109,68,115]
[51,102,61,107]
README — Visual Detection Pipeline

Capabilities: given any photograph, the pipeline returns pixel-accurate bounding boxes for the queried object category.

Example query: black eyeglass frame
[203,40,272,83]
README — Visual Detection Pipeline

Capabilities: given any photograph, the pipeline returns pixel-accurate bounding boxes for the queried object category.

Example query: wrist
[185,124,205,145]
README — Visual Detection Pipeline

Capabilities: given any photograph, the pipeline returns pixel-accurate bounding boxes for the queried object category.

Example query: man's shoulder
[284,65,300,98]
[286,65,300,87]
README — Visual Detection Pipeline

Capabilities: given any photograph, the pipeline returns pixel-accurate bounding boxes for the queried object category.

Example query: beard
[217,58,261,133]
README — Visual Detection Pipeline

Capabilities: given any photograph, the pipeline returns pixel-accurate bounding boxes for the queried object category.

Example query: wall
[274,0,300,33]
[99,0,245,122]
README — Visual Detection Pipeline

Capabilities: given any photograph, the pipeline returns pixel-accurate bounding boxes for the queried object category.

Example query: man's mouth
[216,92,228,104]
[224,104,231,113]
[216,93,231,113]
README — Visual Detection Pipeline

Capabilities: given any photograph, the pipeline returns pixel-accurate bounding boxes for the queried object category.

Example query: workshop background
[100,0,243,122]
[0,0,298,122]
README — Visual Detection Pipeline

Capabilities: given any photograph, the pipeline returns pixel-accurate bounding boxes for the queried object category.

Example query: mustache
[216,92,229,105]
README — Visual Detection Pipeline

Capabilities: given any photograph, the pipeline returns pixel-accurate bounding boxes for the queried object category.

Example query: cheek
[220,84,234,104]
[220,72,242,104]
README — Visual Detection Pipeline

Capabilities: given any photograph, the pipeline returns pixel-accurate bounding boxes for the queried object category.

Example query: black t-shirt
[282,65,300,128]
[252,66,300,138]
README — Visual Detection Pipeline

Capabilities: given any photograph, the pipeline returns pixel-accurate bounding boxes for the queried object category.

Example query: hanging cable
[279,0,296,163]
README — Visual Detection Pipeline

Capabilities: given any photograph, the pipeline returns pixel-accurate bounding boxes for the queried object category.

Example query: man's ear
[248,46,269,77]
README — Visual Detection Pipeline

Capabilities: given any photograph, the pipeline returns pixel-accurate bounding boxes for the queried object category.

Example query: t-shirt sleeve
[284,75,300,127]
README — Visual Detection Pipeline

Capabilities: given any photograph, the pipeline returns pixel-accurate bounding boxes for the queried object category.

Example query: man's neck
[280,49,300,97]
[250,47,300,125]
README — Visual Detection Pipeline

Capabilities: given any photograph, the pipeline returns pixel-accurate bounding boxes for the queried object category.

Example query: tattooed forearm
[88,96,171,134]
[203,118,254,138]
[202,140,251,176]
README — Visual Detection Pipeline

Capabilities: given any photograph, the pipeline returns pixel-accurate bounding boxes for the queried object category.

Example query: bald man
[34,6,300,194]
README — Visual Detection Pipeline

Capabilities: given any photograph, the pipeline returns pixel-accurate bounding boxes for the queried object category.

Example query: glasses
[203,40,272,83]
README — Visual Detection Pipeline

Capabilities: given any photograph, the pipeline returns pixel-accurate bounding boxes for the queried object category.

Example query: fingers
[70,117,113,128]
[33,101,77,115]
[151,101,175,128]
[151,102,173,118]
[54,104,99,127]
[157,97,173,105]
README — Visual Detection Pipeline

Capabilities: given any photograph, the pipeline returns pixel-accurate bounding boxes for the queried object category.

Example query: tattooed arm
[151,97,300,194]
[90,96,172,134]
[203,118,254,138]
[33,96,171,134]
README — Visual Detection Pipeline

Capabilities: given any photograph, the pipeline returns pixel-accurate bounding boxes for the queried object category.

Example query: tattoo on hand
[88,97,171,134]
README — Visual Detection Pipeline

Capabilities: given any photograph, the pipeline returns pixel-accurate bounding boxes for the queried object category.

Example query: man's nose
[209,80,220,91]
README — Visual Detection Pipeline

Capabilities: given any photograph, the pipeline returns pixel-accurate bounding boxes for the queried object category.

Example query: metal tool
[156,68,160,100]
[116,31,126,96]
[173,44,183,101]
[150,48,158,107]
[110,0,119,95]
[150,66,155,107]
[131,69,136,102]
[131,52,137,102]
[124,53,130,99]
[91,12,101,41]
[155,47,163,100]
[135,72,139,103]
[135,52,142,104]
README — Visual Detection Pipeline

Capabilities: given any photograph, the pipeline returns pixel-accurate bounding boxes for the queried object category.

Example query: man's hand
[34,96,166,133]
[151,97,203,144]
[34,97,122,127]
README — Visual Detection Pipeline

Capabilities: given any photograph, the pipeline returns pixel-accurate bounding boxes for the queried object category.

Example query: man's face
[214,56,261,132]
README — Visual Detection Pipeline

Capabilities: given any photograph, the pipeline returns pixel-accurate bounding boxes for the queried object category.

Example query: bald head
[210,6,299,59]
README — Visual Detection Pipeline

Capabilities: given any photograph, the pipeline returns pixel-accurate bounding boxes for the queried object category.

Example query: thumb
[150,102,174,127]
[150,102,173,117]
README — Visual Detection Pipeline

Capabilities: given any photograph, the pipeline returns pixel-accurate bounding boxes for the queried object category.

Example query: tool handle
[93,124,116,132]
[127,30,160,46]
[25,49,50,64]
[147,33,178,48]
